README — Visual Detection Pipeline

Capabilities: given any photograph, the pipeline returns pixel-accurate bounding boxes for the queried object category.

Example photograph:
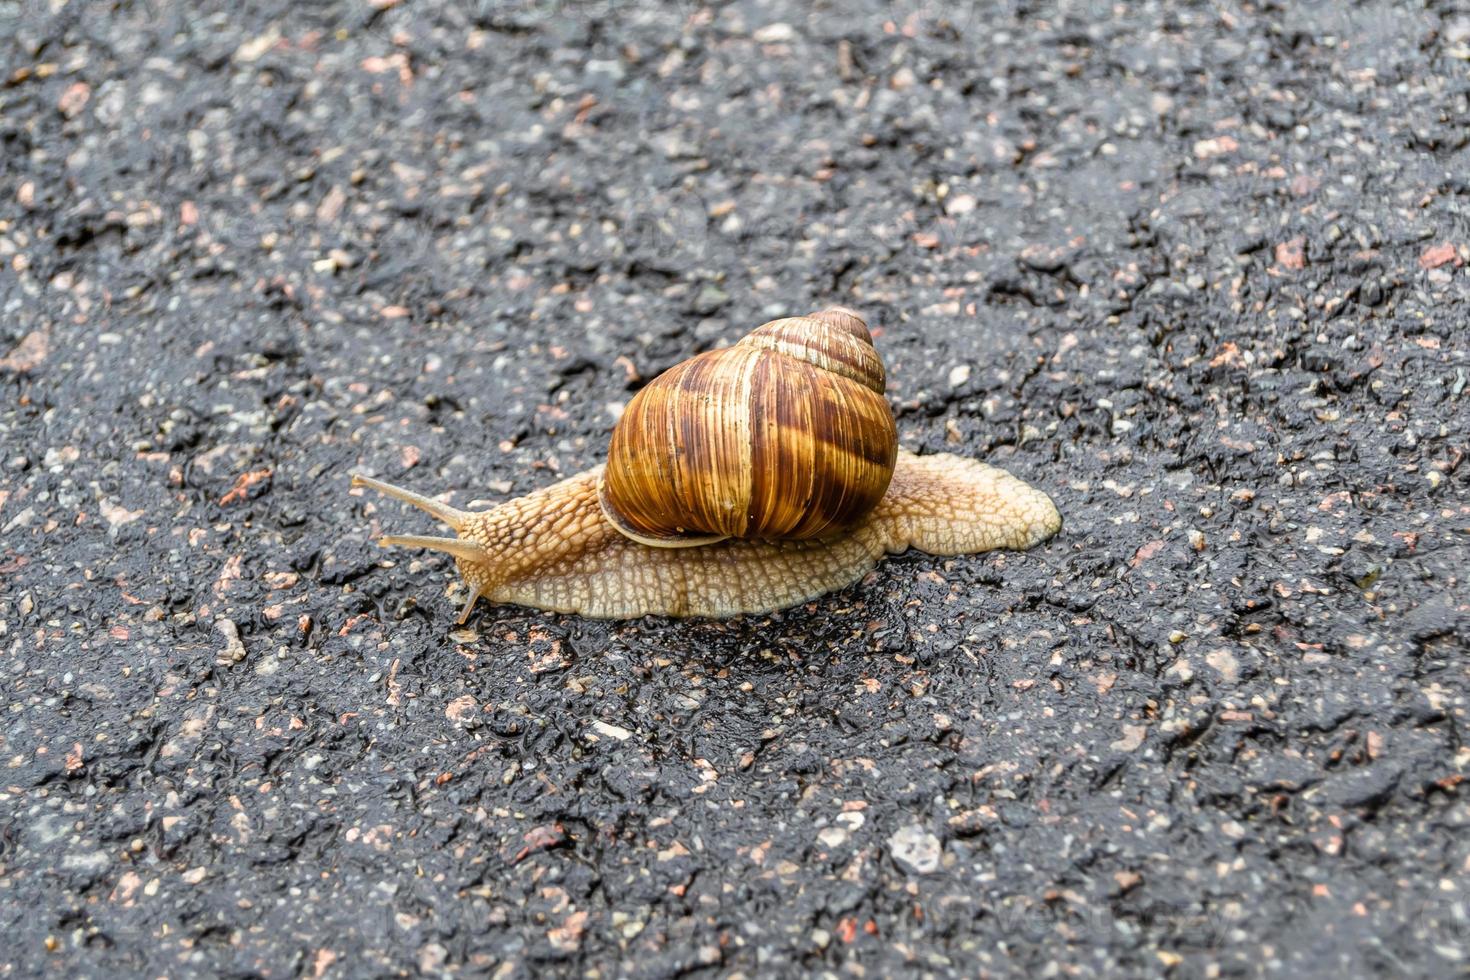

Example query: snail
[350,307,1061,620]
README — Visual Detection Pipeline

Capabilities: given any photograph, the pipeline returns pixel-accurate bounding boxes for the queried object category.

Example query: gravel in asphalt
[1,1,1467,976]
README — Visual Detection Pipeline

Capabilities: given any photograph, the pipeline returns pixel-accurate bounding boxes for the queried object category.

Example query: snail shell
[596,307,900,548]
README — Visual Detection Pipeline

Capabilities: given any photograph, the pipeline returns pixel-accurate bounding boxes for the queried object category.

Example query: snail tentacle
[350,473,472,531]
[351,473,491,621]
[375,534,488,564]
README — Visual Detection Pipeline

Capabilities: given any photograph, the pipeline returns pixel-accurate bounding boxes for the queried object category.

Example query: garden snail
[350,307,1061,620]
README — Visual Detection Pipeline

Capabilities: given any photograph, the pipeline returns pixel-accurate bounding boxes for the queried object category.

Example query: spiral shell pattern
[597,307,899,548]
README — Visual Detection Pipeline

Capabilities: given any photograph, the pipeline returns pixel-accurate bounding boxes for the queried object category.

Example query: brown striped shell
[596,307,899,548]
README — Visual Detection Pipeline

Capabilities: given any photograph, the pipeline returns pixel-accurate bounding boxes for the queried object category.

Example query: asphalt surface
[3,0,1469,976]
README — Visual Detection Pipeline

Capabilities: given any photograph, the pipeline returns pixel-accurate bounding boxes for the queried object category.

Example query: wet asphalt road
[2,0,1468,976]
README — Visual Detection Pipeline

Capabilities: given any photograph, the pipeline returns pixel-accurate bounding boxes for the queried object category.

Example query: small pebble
[888,824,941,875]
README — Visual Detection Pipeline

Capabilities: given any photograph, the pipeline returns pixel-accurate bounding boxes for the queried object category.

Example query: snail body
[351,308,1062,621]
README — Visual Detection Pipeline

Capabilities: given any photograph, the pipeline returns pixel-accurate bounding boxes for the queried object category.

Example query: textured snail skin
[351,449,1062,621]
